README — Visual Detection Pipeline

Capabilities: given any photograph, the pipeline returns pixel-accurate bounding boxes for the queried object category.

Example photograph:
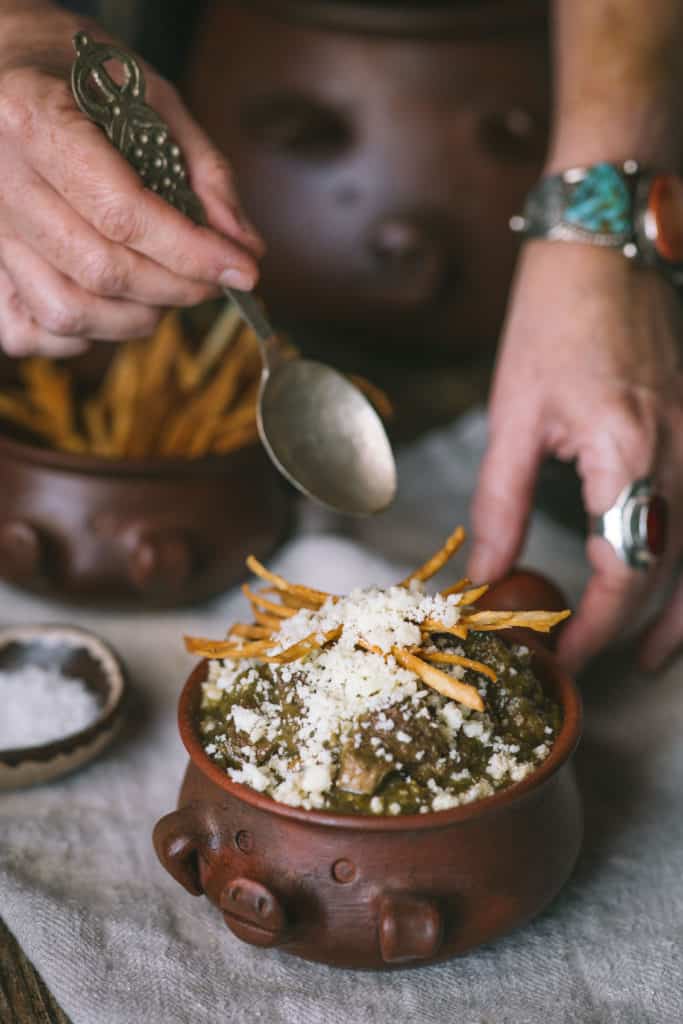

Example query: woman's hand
[468,240,683,674]
[0,1,263,357]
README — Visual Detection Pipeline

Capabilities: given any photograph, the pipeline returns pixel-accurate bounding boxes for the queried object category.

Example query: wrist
[546,108,683,175]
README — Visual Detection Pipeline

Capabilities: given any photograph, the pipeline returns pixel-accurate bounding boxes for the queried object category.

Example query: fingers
[0,171,217,309]
[0,237,162,341]
[1,71,259,290]
[557,536,649,674]
[574,394,660,515]
[557,394,665,673]
[0,265,87,357]
[639,570,683,672]
[151,82,265,257]
[467,410,544,583]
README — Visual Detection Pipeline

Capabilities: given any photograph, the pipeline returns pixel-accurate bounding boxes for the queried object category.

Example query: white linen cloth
[1,410,681,1024]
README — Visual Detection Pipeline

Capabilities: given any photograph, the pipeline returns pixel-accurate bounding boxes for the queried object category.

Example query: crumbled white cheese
[463,720,489,740]
[230,763,270,791]
[487,751,516,781]
[231,706,265,740]
[440,703,464,735]
[272,584,462,657]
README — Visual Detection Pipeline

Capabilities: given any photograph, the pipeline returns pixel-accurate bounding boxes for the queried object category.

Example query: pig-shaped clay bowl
[0,432,293,608]
[153,573,582,968]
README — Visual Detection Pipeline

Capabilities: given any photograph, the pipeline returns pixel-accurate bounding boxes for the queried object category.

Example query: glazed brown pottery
[0,432,293,607]
[154,572,582,968]
[181,1,551,436]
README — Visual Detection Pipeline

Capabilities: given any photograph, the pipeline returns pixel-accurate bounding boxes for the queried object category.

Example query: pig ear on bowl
[153,805,207,896]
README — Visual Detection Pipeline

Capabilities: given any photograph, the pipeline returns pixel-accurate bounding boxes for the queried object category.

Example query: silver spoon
[70,32,397,516]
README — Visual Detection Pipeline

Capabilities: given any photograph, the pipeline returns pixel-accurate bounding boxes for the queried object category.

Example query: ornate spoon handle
[70,31,273,342]
[71,31,205,225]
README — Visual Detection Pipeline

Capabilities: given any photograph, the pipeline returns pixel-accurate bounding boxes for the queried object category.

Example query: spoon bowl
[259,358,397,516]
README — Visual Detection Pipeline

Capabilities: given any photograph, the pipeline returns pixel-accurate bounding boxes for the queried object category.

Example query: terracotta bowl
[0,431,294,608]
[153,574,583,968]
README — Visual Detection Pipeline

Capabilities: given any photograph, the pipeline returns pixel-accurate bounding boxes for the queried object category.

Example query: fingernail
[219,268,255,290]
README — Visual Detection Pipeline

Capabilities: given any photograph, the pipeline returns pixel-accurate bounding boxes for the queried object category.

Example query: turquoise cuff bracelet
[511,161,683,273]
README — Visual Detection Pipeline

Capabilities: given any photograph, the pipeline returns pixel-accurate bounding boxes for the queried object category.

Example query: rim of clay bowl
[0,430,273,479]
[178,645,582,831]
[234,0,548,38]
[0,624,127,785]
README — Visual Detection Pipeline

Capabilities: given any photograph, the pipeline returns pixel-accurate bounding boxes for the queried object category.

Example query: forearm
[548,0,683,170]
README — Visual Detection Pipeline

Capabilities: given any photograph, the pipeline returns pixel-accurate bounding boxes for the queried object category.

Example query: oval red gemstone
[648,174,683,262]
[646,496,668,556]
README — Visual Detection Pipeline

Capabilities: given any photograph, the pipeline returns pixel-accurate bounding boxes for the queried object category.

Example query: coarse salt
[0,664,100,749]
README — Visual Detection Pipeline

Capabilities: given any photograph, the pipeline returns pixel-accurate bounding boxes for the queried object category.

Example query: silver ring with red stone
[591,478,668,570]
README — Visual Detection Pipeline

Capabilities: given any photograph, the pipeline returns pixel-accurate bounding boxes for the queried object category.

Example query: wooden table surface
[0,917,70,1024]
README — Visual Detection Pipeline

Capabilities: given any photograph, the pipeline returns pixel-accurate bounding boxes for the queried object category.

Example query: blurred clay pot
[154,571,582,968]
[181,1,550,435]
[0,433,294,607]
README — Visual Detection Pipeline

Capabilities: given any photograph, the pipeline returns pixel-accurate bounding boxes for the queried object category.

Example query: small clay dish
[0,624,127,790]
[0,430,294,608]
[154,573,583,969]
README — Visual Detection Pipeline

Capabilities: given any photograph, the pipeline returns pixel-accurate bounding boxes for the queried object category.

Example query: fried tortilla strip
[125,385,178,457]
[228,623,272,640]
[158,403,196,456]
[356,637,385,657]
[460,609,571,633]
[264,587,321,612]
[400,526,466,587]
[252,609,285,630]
[191,301,242,386]
[21,359,83,448]
[184,636,275,659]
[246,555,332,606]
[440,577,471,597]
[141,310,183,395]
[212,379,259,435]
[392,647,484,712]
[0,393,52,437]
[267,627,342,664]
[242,584,296,618]
[455,584,490,606]
[418,650,497,683]
[104,342,143,455]
[211,422,259,455]
[124,312,184,457]
[82,397,113,455]
[421,618,469,641]
[175,342,200,394]
[160,329,257,456]
[185,329,261,458]
[216,395,259,429]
